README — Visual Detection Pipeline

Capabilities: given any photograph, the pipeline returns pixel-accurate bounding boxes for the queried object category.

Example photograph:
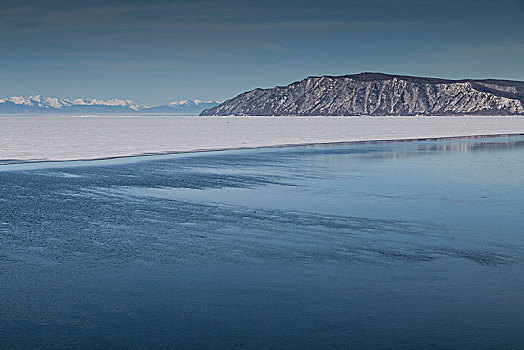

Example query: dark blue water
[1,136,523,349]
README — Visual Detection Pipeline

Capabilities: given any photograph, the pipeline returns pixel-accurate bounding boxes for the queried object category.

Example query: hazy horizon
[2,0,523,105]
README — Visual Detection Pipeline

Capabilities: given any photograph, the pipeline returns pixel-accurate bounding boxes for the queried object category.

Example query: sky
[1,0,523,105]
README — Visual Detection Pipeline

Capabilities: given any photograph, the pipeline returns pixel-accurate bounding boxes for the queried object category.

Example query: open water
[0,136,523,349]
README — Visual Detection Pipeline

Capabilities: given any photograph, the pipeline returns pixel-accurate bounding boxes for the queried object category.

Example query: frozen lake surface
[1,135,523,349]
[1,115,524,162]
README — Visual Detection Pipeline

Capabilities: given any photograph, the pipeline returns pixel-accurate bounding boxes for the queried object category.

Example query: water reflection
[297,136,524,161]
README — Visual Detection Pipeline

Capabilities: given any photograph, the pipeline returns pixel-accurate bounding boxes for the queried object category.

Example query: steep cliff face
[201,73,524,116]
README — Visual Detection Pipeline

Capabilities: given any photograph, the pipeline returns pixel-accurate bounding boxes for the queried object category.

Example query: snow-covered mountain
[0,96,219,115]
[0,95,149,113]
[141,100,220,115]
[201,73,524,116]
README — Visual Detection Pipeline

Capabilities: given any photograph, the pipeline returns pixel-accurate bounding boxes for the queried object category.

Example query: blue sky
[1,0,523,104]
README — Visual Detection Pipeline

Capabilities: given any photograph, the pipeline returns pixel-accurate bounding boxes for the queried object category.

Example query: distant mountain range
[0,96,220,115]
[201,73,524,116]
[6,73,524,116]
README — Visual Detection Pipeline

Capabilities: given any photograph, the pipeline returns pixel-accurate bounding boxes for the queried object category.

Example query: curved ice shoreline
[2,133,524,169]
[1,115,524,165]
